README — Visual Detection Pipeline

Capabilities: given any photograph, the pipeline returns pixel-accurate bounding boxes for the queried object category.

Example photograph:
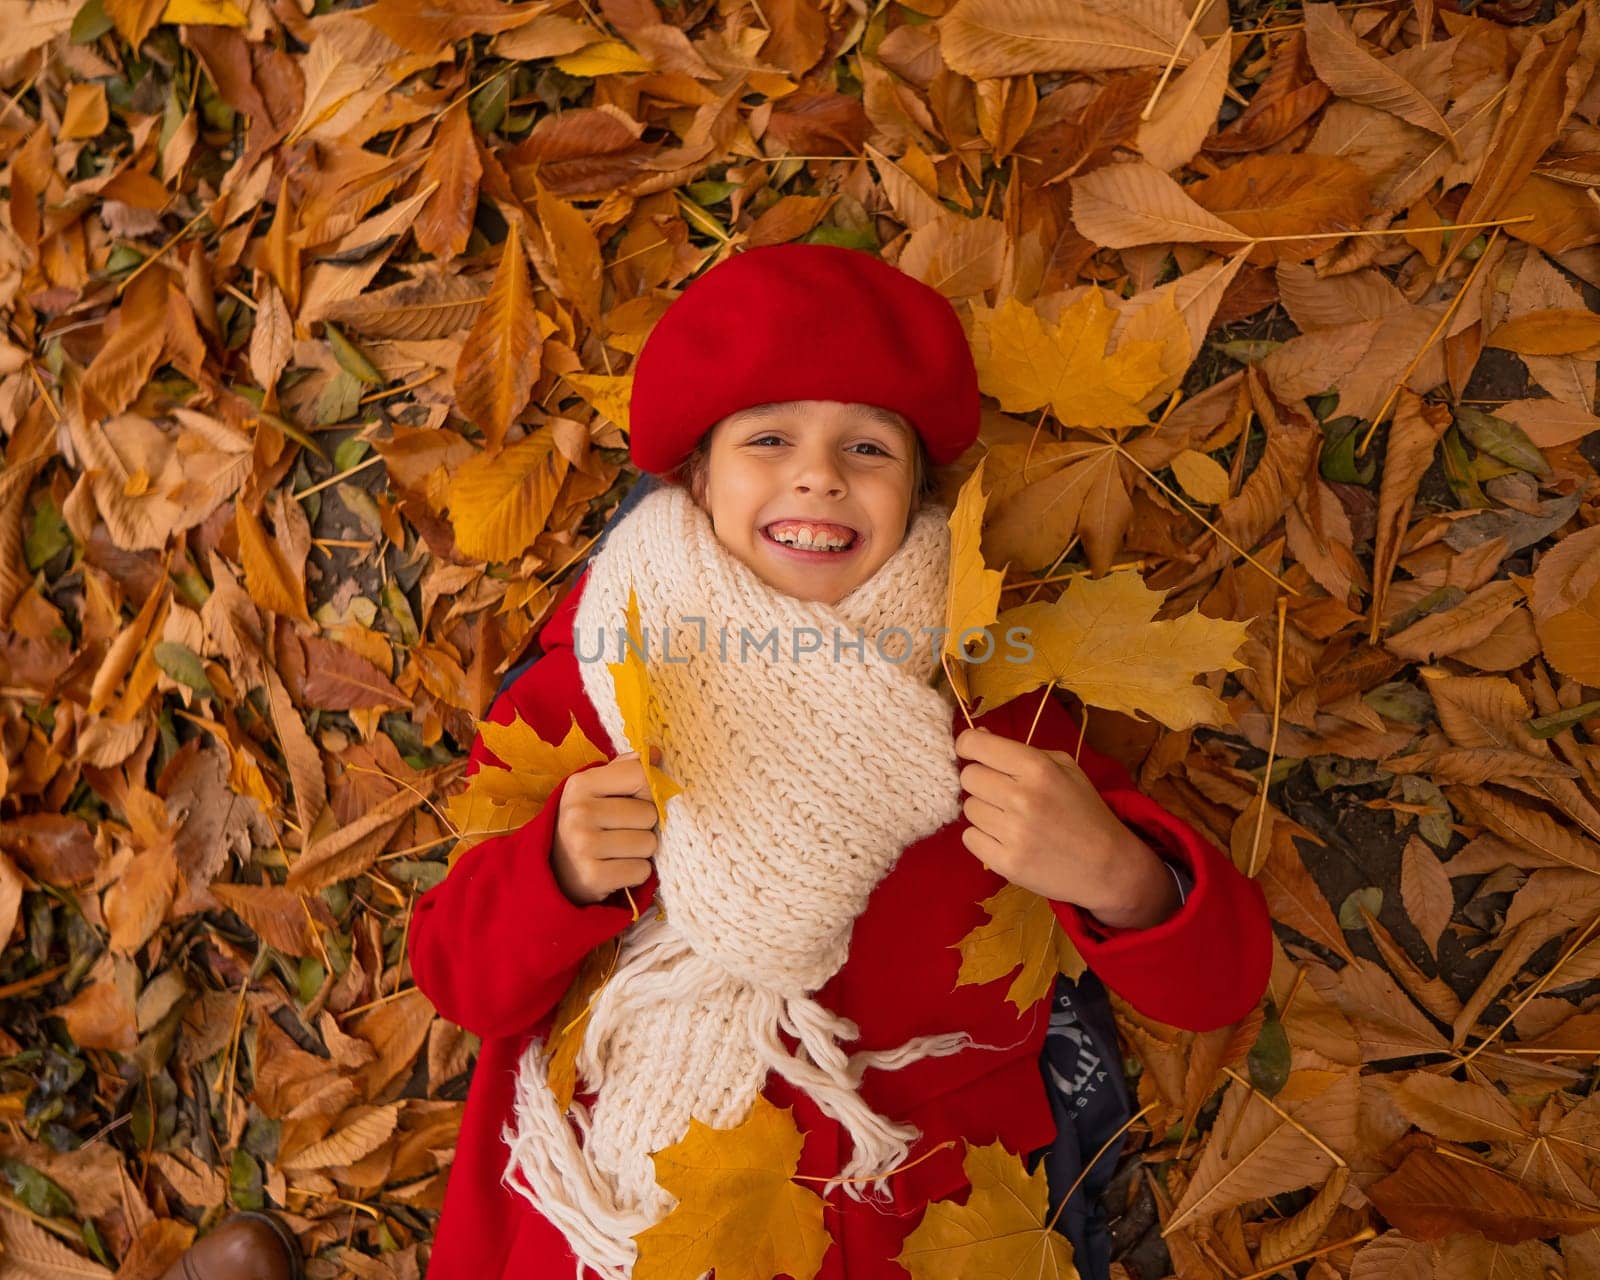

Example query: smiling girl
[408,244,1272,1280]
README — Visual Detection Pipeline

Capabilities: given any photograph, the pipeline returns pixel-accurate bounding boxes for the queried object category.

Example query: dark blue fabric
[1028,970,1133,1280]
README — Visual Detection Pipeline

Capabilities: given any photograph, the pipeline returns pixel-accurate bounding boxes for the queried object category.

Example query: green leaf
[230,1149,264,1212]
[386,860,447,892]
[315,369,364,425]
[1248,1014,1290,1096]
[336,482,384,539]
[83,1218,111,1266]
[1319,416,1375,485]
[1338,887,1383,930]
[105,243,145,276]
[803,225,878,251]
[1219,339,1282,364]
[685,180,738,205]
[1527,699,1600,740]
[0,1157,76,1218]
[1455,406,1551,478]
[1362,680,1433,724]
[297,956,326,1005]
[72,0,114,42]
[24,496,70,571]
[153,642,214,698]
[1441,425,1490,508]
[325,323,384,386]
[333,435,371,472]
[469,73,510,135]
[382,580,420,646]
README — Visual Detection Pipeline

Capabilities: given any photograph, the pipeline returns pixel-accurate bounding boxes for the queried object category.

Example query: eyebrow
[737,403,910,434]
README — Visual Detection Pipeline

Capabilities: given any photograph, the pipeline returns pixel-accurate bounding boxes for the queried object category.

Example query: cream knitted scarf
[503,484,1007,1277]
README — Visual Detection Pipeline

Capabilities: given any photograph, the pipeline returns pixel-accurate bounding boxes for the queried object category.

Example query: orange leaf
[234,497,311,623]
[453,228,541,450]
[415,104,483,261]
[447,427,569,562]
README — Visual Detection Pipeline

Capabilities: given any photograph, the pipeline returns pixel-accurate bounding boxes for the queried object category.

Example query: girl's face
[689,400,918,606]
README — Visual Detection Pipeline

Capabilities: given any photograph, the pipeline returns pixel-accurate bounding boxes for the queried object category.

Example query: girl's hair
[673,415,940,514]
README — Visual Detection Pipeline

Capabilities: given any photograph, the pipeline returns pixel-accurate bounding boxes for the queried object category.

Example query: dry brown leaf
[1169,1068,1358,1230]
[415,104,483,261]
[1399,835,1453,957]
[1138,30,1233,172]
[1303,4,1459,154]
[938,0,1204,77]
[1370,1147,1600,1243]
[1072,160,1251,248]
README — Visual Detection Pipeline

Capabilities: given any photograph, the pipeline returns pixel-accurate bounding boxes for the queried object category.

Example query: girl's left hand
[954,726,1181,930]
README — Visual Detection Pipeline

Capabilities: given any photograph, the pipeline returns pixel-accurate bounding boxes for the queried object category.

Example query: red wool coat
[409,567,1272,1280]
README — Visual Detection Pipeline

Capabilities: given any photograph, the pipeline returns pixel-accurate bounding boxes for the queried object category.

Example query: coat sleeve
[1005,691,1272,1033]
[408,653,659,1043]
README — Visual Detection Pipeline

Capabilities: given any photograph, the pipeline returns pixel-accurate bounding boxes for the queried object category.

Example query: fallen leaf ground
[4,0,1600,1277]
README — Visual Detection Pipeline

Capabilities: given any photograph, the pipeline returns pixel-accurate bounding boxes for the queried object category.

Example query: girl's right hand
[551,747,662,906]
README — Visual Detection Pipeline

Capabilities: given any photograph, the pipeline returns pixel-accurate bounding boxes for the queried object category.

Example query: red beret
[627,244,980,478]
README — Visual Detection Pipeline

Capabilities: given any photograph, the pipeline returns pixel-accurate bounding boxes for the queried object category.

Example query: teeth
[771,525,851,550]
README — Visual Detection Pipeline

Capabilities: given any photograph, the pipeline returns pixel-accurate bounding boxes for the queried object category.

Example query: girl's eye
[747,436,890,456]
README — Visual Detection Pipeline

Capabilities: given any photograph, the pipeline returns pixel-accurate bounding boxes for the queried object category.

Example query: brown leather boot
[159,1211,303,1280]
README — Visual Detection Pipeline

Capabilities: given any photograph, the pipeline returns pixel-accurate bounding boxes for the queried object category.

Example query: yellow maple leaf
[966,570,1249,730]
[545,938,621,1111]
[633,1096,830,1280]
[444,714,605,859]
[966,290,1173,431]
[953,883,1085,1014]
[609,587,683,827]
[896,1140,1078,1280]
[944,457,1006,706]
[479,712,606,779]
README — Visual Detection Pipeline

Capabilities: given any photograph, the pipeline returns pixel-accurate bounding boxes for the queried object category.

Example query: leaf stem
[791,1139,958,1186]
[941,650,977,732]
[1460,908,1600,1066]
[292,453,386,500]
[1103,436,1298,595]
[1025,682,1051,747]
[1235,1227,1378,1280]
[1046,1102,1158,1234]
[1356,227,1503,461]
[1245,597,1287,879]
[1141,0,1219,121]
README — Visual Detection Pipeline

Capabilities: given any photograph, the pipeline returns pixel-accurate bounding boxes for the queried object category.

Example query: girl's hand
[954,727,1181,931]
[551,747,662,906]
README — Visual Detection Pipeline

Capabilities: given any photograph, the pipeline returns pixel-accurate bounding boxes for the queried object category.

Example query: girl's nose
[792,445,846,497]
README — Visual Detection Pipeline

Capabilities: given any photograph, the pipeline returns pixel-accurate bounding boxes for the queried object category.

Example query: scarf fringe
[504,911,1028,1277]
[503,1049,651,1280]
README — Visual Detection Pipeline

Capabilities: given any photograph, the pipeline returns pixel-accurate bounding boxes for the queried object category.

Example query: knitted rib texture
[502,484,993,1278]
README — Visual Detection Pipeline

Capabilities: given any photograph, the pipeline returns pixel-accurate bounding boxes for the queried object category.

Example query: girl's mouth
[761,522,861,560]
